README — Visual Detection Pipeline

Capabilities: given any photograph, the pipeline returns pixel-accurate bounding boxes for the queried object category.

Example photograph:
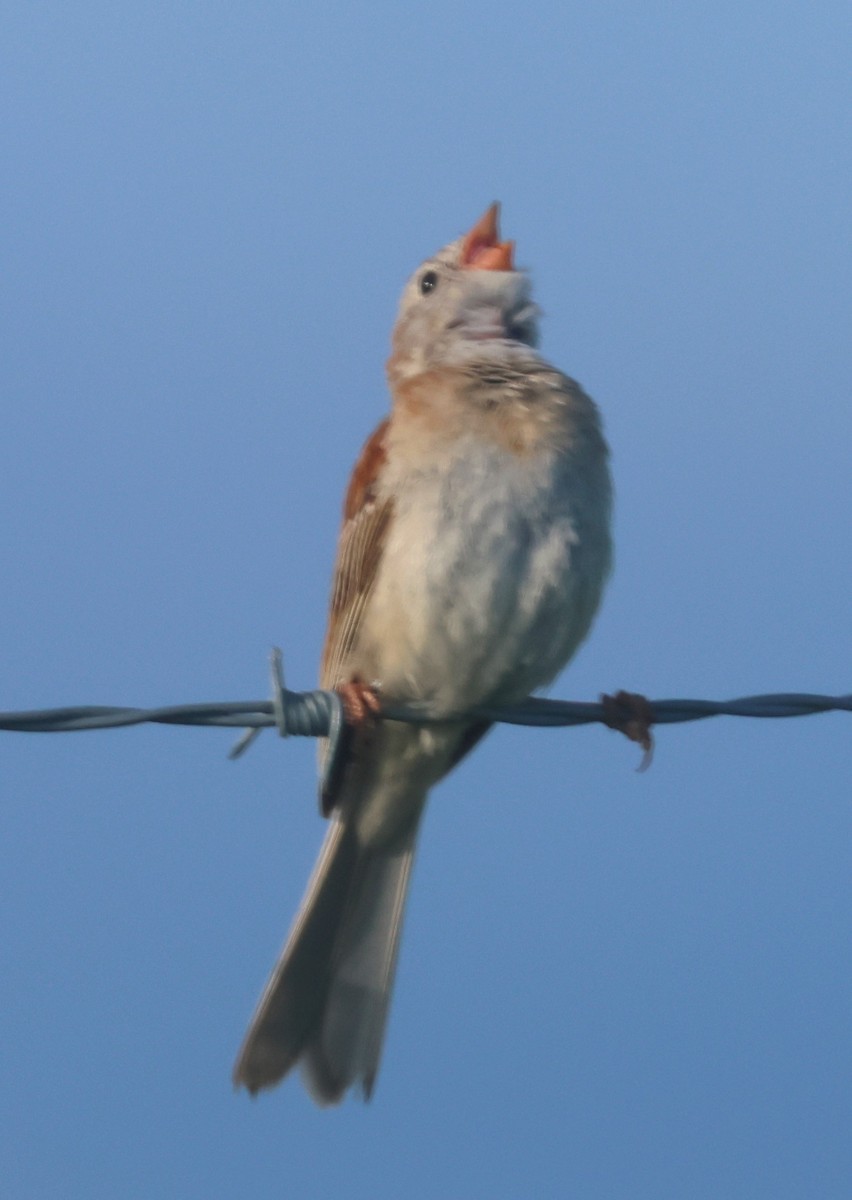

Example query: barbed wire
[2,649,849,772]
[4,690,851,736]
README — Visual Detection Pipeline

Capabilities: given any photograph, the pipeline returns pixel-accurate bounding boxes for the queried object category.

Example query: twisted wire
[2,687,849,736]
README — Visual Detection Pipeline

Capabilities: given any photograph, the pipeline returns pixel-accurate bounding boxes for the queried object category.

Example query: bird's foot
[601,690,655,771]
[337,677,382,726]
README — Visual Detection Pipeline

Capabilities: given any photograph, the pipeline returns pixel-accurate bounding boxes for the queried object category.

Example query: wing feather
[320,419,392,690]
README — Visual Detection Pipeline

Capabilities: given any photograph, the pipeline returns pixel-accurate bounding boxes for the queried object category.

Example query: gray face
[390,236,541,379]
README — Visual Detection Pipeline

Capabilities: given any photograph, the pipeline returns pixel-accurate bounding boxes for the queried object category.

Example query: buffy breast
[359,439,604,715]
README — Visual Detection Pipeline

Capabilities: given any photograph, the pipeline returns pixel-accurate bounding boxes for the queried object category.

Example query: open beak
[460,203,515,271]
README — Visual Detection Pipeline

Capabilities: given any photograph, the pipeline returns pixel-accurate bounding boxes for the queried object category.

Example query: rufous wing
[320,418,393,691]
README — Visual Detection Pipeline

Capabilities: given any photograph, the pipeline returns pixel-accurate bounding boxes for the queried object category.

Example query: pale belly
[358,442,611,717]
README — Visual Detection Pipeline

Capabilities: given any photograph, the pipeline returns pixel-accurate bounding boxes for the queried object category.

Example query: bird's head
[388,204,540,384]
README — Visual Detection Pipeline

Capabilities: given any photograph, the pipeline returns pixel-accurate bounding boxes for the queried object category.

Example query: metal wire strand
[1,655,849,740]
[4,654,845,813]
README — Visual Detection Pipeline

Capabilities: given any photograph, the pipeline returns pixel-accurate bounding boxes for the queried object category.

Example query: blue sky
[2,3,850,1196]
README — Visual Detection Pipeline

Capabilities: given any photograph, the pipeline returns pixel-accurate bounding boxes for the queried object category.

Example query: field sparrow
[233,205,613,1104]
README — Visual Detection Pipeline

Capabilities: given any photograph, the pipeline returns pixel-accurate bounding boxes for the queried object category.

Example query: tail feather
[233,813,419,1104]
[301,838,416,1101]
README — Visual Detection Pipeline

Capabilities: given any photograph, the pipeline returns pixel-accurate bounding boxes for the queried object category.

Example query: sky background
[2,3,850,1197]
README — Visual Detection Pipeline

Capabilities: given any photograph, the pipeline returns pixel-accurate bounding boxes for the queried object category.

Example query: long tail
[233,813,420,1104]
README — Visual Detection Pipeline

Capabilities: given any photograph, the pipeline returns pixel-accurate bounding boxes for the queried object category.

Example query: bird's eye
[419,270,438,295]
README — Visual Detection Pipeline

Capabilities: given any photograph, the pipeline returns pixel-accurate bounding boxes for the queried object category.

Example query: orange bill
[460,203,515,271]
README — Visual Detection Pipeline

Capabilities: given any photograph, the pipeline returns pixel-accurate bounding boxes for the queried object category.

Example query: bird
[232,204,613,1104]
